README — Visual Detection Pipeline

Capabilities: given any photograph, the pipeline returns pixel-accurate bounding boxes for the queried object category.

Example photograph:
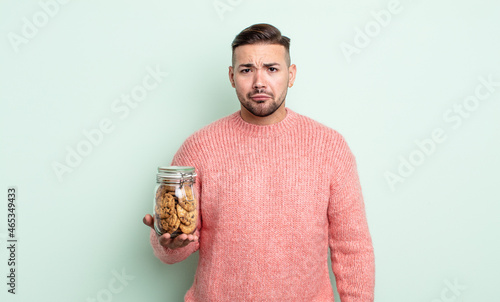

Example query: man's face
[229,43,296,118]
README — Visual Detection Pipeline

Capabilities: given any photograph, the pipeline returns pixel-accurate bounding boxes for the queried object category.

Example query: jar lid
[157,166,197,183]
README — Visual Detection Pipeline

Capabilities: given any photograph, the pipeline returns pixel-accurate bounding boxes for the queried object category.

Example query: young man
[143,23,375,301]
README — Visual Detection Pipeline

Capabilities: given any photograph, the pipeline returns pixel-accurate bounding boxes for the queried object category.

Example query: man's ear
[288,64,297,88]
[228,66,236,88]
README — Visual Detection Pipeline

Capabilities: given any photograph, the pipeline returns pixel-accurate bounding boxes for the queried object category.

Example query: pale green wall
[1,0,499,301]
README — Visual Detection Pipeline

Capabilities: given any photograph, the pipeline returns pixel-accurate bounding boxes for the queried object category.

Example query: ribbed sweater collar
[229,107,298,137]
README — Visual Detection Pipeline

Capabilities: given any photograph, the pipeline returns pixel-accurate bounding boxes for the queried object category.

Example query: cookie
[179,210,197,234]
[164,193,177,214]
[178,197,195,212]
[160,209,180,233]
[156,192,176,214]
[155,185,167,200]
[183,185,194,200]
[155,204,170,219]
[156,191,177,225]
[176,204,196,226]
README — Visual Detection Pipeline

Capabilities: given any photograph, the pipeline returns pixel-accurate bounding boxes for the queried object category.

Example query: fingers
[159,233,199,249]
[168,234,190,249]
[175,233,199,248]
[158,233,172,246]
[143,214,154,228]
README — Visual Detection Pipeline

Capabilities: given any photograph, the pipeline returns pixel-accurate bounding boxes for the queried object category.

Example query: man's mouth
[250,94,272,101]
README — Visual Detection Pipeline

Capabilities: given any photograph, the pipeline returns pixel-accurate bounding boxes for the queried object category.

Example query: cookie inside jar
[154,166,198,238]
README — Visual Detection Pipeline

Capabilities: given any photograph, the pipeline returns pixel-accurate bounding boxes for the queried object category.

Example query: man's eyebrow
[238,63,281,68]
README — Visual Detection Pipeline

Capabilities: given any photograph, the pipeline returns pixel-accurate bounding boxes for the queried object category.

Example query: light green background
[1,0,499,301]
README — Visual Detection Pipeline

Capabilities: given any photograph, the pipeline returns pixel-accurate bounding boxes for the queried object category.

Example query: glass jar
[154,166,198,238]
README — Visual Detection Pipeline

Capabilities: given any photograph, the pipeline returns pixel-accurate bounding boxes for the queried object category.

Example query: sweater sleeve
[327,136,375,302]
[149,136,202,264]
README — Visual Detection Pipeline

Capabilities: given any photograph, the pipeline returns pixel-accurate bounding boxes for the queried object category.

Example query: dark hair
[231,23,291,66]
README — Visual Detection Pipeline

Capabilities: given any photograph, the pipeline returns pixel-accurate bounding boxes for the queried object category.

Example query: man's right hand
[143,214,199,249]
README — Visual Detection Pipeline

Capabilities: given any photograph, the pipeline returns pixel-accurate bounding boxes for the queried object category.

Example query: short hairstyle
[231,23,291,67]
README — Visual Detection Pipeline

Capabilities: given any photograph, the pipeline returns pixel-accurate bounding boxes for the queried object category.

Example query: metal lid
[156,166,196,183]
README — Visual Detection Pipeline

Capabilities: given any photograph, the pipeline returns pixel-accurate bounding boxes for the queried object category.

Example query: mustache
[248,90,274,98]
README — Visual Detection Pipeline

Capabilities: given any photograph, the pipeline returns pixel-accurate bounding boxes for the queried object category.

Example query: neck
[240,103,287,125]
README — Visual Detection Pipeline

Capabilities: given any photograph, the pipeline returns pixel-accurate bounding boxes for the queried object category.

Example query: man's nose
[253,70,266,89]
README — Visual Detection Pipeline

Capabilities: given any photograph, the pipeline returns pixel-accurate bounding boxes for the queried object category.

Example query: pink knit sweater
[150,107,375,301]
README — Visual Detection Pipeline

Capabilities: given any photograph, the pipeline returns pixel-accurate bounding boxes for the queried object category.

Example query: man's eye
[269,67,278,72]
[241,69,250,73]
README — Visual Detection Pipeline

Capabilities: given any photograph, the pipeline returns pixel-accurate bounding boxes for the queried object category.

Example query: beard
[236,88,288,117]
